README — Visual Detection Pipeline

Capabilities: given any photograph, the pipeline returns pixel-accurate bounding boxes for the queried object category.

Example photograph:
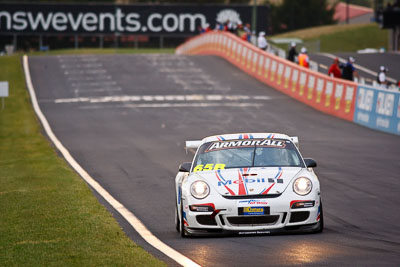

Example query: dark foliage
[269,0,337,34]
[0,0,250,3]
[341,0,372,8]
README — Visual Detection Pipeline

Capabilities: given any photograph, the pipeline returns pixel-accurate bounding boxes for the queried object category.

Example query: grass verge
[0,55,166,266]
[270,23,388,52]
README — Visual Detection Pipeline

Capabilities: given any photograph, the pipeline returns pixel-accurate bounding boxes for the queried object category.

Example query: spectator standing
[227,20,235,33]
[204,23,211,32]
[377,66,388,87]
[298,47,309,68]
[328,57,342,78]
[287,42,298,62]
[232,23,239,35]
[243,23,251,33]
[341,57,359,81]
[223,20,229,31]
[198,25,205,34]
[215,22,223,31]
[243,23,251,42]
[250,31,257,46]
[257,32,268,51]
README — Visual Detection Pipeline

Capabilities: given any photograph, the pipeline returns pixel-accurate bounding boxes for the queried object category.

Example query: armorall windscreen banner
[0,3,268,35]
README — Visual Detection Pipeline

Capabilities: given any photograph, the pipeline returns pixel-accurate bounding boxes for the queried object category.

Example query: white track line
[318,64,328,70]
[80,102,264,109]
[23,55,200,267]
[54,94,272,104]
[319,52,397,83]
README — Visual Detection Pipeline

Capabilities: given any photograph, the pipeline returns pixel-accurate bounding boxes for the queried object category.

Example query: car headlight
[293,177,312,196]
[190,180,210,199]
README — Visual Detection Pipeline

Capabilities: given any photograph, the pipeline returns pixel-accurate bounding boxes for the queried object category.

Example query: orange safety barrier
[176,31,357,122]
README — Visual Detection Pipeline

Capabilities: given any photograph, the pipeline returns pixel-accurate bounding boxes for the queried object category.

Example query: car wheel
[175,205,180,232]
[315,202,324,233]
[180,199,188,237]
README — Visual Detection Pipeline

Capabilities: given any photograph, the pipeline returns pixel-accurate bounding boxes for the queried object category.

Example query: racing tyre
[315,202,324,233]
[179,199,188,237]
[175,205,180,232]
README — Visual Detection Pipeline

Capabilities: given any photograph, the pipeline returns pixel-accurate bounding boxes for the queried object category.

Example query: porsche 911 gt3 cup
[174,133,323,236]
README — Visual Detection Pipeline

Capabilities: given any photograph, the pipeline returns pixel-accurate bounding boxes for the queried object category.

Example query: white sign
[397,98,400,118]
[292,69,299,82]
[247,50,252,61]
[0,82,9,97]
[316,78,324,93]
[376,92,394,116]
[357,88,374,111]
[271,61,277,72]
[258,55,264,68]
[308,75,315,88]
[277,63,284,75]
[325,81,333,95]
[299,72,306,86]
[335,84,344,98]
[253,52,258,64]
[345,86,355,101]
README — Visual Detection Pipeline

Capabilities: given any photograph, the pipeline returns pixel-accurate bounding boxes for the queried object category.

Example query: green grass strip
[0,55,166,266]
[271,23,388,53]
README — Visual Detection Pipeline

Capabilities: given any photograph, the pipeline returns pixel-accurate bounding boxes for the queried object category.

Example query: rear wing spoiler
[185,140,202,153]
[289,136,299,148]
[185,137,299,152]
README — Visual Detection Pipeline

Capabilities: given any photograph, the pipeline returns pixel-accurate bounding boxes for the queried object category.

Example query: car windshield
[193,139,303,171]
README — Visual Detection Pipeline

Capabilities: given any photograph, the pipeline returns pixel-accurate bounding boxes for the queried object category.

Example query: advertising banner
[0,3,268,35]
[354,85,400,135]
[177,32,357,122]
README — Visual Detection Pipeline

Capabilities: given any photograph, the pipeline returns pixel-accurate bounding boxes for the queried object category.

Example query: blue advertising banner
[354,85,400,135]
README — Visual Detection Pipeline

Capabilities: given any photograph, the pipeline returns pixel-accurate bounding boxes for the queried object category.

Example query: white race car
[175,133,323,236]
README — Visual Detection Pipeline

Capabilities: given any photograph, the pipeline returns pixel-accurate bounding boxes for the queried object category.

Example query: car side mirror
[304,158,317,168]
[179,162,192,172]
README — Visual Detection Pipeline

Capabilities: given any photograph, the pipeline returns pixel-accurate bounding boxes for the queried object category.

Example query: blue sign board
[354,85,400,136]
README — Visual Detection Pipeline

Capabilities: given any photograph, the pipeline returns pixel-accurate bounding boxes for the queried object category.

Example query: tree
[341,0,372,8]
[270,0,337,34]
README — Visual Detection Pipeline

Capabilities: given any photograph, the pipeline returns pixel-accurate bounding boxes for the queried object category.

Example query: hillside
[270,23,388,53]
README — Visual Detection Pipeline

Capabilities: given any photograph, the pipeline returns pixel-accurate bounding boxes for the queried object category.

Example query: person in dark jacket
[341,57,359,81]
[287,42,298,63]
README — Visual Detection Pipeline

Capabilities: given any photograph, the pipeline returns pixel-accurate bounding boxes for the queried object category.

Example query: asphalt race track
[29,54,400,266]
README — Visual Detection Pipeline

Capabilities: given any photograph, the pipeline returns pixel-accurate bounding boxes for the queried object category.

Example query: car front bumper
[182,190,321,235]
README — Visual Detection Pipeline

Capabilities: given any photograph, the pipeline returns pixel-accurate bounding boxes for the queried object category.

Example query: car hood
[193,167,302,197]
